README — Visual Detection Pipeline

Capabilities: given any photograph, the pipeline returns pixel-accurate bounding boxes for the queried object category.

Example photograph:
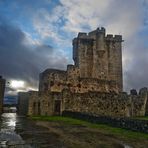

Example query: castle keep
[39,27,123,95]
[27,27,148,117]
[73,27,123,92]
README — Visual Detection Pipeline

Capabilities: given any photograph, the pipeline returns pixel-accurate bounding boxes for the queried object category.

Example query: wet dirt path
[0,113,147,148]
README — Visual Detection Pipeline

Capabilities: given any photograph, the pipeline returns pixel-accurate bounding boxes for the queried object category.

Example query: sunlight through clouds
[0,0,148,94]
[10,80,25,89]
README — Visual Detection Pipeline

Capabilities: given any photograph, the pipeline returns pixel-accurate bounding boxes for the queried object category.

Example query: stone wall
[27,27,148,118]
[73,27,123,92]
[39,69,67,93]
[18,92,30,115]
[62,111,148,133]
[39,66,119,95]
[0,76,5,114]
[62,88,148,117]
[130,88,148,117]
[62,89,130,117]
[28,91,39,116]
[27,87,148,117]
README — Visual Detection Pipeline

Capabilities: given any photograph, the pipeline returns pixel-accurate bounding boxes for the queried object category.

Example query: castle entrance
[54,100,61,115]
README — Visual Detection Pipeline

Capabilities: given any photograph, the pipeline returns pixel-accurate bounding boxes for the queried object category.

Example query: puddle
[0,113,32,147]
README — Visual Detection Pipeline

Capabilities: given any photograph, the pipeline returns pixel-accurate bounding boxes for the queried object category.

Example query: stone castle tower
[27,27,148,117]
[73,27,123,91]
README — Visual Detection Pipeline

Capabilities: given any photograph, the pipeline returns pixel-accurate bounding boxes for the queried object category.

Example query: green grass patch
[30,115,148,140]
[133,116,148,120]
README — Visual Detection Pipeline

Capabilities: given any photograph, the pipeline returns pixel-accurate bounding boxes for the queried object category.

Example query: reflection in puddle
[8,120,16,127]
[1,113,17,132]
[0,113,31,147]
[0,113,133,148]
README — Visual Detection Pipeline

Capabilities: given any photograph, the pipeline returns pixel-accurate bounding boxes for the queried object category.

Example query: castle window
[50,81,54,86]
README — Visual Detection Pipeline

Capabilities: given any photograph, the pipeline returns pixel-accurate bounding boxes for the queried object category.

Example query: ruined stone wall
[67,65,80,80]
[39,92,63,116]
[28,27,148,118]
[27,87,148,117]
[28,91,64,116]
[0,76,5,114]
[39,66,118,95]
[38,28,123,95]
[28,91,39,116]
[77,78,118,93]
[130,88,148,117]
[62,111,148,133]
[39,93,54,116]
[66,78,117,93]
[62,89,130,117]
[62,88,148,117]
[18,92,30,115]
[39,69,67,93]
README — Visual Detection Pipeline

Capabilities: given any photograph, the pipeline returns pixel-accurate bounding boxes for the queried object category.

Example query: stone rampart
[62,88,148,117]
[62,111,148,133]
[62,89,130,117]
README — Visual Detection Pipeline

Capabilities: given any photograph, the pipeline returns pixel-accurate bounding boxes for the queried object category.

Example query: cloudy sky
[0,0,148,96]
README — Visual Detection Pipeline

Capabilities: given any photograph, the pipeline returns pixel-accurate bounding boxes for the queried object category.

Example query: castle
[25,27,148,117]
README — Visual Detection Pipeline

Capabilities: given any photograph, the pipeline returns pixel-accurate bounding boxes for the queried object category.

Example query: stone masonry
[18,92,30,115]
[73,27,123,91]
[27,27,148,117]
[0,76,5,114]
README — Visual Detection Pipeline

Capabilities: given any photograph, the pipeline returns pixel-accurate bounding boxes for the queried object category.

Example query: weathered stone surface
[18,92,30,115]
[62,111,148,133]
[130,89,137,95]
[28,91,39,116]
[63,90,130,117]
[26,27,148,118]
[73,27,123,92]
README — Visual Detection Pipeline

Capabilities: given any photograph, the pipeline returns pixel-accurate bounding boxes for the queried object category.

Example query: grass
[30,115,148,140]
[133,116,148,120]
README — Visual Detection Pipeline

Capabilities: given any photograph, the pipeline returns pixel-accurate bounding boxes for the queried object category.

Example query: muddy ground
[18,120,148,148]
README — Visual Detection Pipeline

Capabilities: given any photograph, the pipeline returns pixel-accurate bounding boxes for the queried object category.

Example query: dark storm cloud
[0,16,67,94]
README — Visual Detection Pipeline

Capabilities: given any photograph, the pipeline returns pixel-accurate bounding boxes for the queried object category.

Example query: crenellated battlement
[78,32,88,38]
[76,28,122,43]
[106,34,113,39]
[78,27,106,39]
[106,34,122,42]
[72,27,123,91]
[114,35,122,41]
[27,27,148,118]
[97,27,106,32]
